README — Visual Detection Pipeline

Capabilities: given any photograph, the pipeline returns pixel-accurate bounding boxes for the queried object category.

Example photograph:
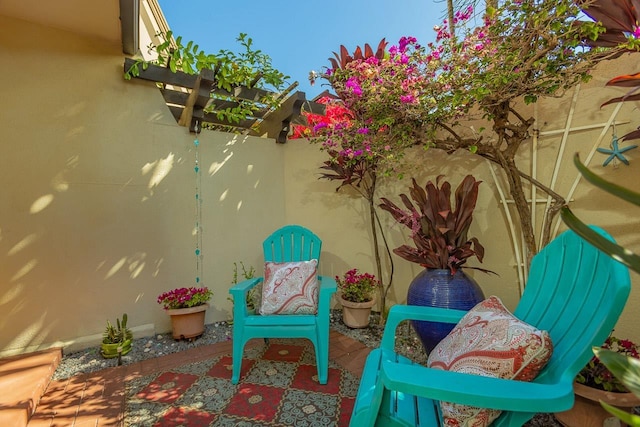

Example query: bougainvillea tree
[306,0,626,270]
[291,41,400,317]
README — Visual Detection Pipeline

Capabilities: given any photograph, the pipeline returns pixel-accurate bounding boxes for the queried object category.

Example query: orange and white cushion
[260,260,319,315]
[427,296,553,426]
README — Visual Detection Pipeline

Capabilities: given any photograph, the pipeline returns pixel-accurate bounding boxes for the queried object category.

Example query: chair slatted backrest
[513,227,631,386]
[263,225,322,263]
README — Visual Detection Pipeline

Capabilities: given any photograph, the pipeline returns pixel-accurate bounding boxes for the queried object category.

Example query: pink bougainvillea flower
[400,94,416,103]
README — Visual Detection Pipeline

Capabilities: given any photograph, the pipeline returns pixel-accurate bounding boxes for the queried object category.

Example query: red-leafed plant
[327,39,388,71]
[380,175,490,274]
[580,0,640,141]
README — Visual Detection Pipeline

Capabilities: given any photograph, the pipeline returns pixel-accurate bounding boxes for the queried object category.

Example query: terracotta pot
[166,303,208,340]
[340,295,375,329]
[555,382,640,427]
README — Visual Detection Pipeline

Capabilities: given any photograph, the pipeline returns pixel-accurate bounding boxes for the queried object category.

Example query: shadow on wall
[0,135,200,355]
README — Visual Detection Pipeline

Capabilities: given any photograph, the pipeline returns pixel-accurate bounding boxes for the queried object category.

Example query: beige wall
[1,13,638,357]
[0,15,286,356]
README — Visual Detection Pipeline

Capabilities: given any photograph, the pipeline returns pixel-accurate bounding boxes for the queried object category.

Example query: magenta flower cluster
[578,335,640,392]
[336,268,378,303]
[157,286,212,310]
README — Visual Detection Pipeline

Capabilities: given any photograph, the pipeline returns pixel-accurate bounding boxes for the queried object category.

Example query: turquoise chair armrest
[318,275,337,293]
[317,275,337,313]
[381,304,467,350]
[229,277,263,295]
[229,278,263,317]
[381,360,574,413]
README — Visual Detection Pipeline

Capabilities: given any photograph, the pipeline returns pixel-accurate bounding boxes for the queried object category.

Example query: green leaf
[593,348,640,397]
[600,401,640,426]
[561,206,640,273]
[573,153,640,207]
[124,63,139,80]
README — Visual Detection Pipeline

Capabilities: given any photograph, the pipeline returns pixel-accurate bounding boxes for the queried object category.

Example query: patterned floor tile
[276,388,341,426]
[224,382,285,422]
[125,339,356,426]
[151,406,217,427]
[136,371,198,404]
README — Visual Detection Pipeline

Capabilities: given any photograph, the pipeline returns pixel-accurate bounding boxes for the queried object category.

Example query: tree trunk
[366,173,387,317]
[496,150,537,267]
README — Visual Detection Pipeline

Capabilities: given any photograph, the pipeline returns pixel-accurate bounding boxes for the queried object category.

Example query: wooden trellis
[490,84,630,295]
[123,58,325,143]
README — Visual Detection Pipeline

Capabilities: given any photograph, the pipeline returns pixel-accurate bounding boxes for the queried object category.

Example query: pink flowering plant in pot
[336,269,379,303]
[577,335,640,393]
[157,287,213,310]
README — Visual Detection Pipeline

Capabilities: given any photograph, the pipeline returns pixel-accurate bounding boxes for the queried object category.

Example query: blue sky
[156,0,446,99]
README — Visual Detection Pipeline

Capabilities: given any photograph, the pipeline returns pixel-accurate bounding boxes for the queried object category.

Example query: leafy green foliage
[594,347,640,426]
[576,336,640,392]
[230,261,258,310]
[336,268,378,303]
[593,347,640,395]
[560,155,640,274]
[124,32,289,128]
[599,402,640,427]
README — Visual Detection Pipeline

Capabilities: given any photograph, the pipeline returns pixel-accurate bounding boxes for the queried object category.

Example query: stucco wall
[1,13,639,356]
[0,15,286,355]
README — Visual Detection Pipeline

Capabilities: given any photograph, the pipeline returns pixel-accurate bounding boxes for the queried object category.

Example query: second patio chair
[350,226,631,427]
[228,224,337,384]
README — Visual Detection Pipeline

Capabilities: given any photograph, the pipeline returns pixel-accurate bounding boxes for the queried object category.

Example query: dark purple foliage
[379,175,489,274]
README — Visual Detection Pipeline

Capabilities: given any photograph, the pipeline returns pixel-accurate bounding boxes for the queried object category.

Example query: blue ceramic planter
[407,268,484,354]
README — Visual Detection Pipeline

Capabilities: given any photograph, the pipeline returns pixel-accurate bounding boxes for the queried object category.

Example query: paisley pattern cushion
[427,295,553,427]
[260,260,319,315]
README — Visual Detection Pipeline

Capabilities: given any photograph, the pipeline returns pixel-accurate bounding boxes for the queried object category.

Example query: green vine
[124,32,290,128]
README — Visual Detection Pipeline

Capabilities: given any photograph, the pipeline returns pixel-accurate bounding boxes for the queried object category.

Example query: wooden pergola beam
[178,69,217,132]
[125,59,271,102]
[123,58,327,141]
[256,91,307,143]
[125,58,198,88]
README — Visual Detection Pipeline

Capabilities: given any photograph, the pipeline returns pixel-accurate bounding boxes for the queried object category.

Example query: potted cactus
[101,313,133,359]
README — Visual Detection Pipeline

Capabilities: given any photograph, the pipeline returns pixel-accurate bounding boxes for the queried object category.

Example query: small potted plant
[234,262,259,313]
[336,268,378,328]
[157,286,212,340]
[555,335,640,426]
[101,313,133,360]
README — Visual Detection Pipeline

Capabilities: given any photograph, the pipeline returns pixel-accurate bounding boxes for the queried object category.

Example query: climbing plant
[125,31,290,127]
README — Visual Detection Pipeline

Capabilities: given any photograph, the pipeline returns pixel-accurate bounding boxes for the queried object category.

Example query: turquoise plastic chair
[228,225,337,385]
[350,226,631,426]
